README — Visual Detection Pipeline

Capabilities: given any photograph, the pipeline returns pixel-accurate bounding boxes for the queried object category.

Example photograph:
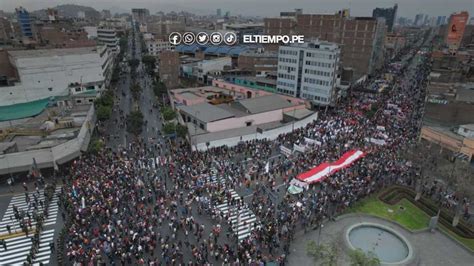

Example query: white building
[0,46,112,106]
[144,35,174,56]
[97,27,120,54]
[458,124,474,138]
[276,40,340,106]
[196,57,232,84]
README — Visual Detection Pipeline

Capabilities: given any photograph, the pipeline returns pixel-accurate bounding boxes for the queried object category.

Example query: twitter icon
[196,32,209,45]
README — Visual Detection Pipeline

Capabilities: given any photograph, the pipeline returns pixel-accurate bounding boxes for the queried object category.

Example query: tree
[130,82,141,100]
[162,122,176,135]
[96,104,112,121]
[128,59,140,68]
[176,124,188,138]
[142,55,156,69]
[153,81,167,98]
[126,110,144,135]
[348,249,380,266]
[161,106,176,121]
[306,240,341,266]
[89,139,104,154]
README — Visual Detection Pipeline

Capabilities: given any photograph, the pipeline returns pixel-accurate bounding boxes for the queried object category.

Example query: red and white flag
[296,150,365,184]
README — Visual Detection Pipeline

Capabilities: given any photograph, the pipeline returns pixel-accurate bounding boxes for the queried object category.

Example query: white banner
[305,137,321,146]
[365,137,386,145]
[280,145,293,157]
[293,144,306,153]
[290,178,309,190]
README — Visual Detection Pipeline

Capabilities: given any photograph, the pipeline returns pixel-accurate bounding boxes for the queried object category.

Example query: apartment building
[264,10,386,80]
[277,40,340,106]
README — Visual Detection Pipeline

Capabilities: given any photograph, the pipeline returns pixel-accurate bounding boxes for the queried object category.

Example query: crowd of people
[58,35,470,265]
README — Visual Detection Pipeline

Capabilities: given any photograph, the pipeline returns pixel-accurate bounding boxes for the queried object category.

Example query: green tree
[161,106,176,121]
[89,139,104,154]
[142,55,156,69]
[153,81,167,98]
[127,110,144,135]
[162,122,176,135]
[348,249,380,266]
[306,240,340,266]
[176,124,188,138]
[130,82,141,100]
[128,58,140,68]
[96,104,112,121]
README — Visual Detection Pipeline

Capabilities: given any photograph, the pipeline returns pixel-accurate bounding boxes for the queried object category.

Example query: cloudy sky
[1,0,473,19]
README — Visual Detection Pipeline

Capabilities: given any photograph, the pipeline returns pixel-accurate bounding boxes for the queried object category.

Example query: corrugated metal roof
[237,95,293,114]
[178,102,235,122]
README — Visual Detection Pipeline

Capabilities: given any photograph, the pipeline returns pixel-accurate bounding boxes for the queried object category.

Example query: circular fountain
[345,223,414,265]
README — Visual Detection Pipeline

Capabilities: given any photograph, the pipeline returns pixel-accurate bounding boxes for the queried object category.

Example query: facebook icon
[169,32,182,45]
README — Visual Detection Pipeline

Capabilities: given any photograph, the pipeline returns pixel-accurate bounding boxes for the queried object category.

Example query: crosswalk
[0,187,61,235]
[208,175,259,241]
[0,187,61,265]
[0,229,55,265]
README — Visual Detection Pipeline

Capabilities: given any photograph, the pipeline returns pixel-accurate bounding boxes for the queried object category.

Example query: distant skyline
[1,0,473,19]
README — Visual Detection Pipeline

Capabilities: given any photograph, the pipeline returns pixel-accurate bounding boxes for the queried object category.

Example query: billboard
[446,11,469,49]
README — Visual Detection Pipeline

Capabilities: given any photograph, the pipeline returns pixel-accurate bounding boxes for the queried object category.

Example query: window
[48,87,53,91]
[246,121,252,127]
[75,87,82,92]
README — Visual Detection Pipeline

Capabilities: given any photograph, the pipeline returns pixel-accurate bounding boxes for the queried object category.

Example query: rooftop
[237,95,293,114]
[178,102,235,122]
[8,46,102,58]
[0,98,50,122]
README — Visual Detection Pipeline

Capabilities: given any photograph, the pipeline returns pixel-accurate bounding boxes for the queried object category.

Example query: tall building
[217,8,222,17]
[276,40,340,106]
[264,11,386,80]
[15,7,33,38]
[238,49,278,76]
[372,4,398,32]
[0,46,113,106]
[414,13,424,26]
[97,27,120,54]
[131,8,149,24]
[159,50,180,89]
[446,11,469,50]
[437,16,447,26]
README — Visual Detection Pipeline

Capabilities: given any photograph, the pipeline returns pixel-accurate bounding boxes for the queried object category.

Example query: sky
[1,0,473,19]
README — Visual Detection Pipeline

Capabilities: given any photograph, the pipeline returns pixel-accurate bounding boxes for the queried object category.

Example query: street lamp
[317,223,324,246]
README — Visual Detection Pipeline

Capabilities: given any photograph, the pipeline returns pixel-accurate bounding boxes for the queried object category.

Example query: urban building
[196,57,232,84]
[97,27,120,54]
[217,9,222,18]
[264,10,386,80]
[131,8,149,24]
[100,18,131,35]
[170,79,314,150]
[145,35,174,56]
[222,23,264,42]
[15,7,34,39]
[159,50,180,89]
[414,13,424,26]
[225,76,277,93]
[372,4,398,32]
[276,41,340,106]
[101,9,111,19]
[0,18,14,46]
[237,49,278,76]
[36,22,96,48]
[0,46,112,106]
[385,33,407,59]
[445,11,470,51]
[147,20,185,40]
[461,25,474,48]
[437,16,447,26]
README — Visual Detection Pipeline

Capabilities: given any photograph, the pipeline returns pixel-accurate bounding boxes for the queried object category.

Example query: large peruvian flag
[296,150,365,184]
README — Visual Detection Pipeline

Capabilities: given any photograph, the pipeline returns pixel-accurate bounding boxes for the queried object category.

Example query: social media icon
[210,32,223,45]
[169,32,181,45]
[183,32,195,45]
[196,32,209,45]
[224,32,237,45]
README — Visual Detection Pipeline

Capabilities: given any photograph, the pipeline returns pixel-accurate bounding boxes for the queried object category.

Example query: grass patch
[347,196,430,231]
[439,225,474,252]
